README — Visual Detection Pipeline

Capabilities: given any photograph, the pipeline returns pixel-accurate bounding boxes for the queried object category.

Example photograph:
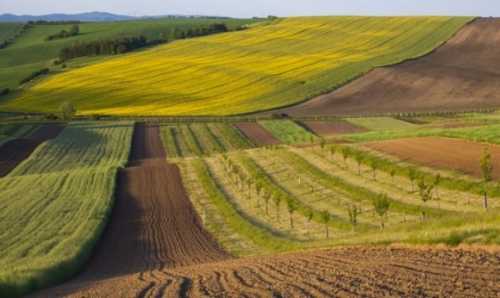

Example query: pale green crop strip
[259,120,318,144]
[0,121,133,297]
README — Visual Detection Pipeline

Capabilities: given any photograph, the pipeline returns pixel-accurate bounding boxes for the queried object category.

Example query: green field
[160,122,254,158]
[259,120,318,144]
[346,117,417,131]
[0,23,23,44]
[1,16,471,116]
[0,18,255,90]
[0,122,133,297]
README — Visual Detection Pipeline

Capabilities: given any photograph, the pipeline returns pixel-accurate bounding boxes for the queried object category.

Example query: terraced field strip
[32,123,229,297]
[160,123,255,158]
[205,155,328,241]
[235,122,281,145]
[259,119,318,144]
[5,17,471,116]
[0,124,63,177]
[32,246,500,297]
[0,122,133,297]
[301,119,367,136]
[295,145,497,212]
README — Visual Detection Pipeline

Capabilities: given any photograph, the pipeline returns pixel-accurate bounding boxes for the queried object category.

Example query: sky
[1,0,500,18]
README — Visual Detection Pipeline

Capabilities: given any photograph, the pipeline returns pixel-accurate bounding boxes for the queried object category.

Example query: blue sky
[1,0,500,18]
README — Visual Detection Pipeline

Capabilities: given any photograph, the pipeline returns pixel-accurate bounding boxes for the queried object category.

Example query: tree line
[58,23,229,61]
[0,23,33,50]
[46,24,80,41]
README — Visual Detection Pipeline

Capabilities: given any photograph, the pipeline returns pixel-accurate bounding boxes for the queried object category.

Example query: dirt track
[0,124,63,177]
[275,18,500,116]
[235,122,281,145]
[366,137,500,180]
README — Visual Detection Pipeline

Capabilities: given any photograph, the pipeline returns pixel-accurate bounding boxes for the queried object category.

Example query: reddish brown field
[34,246,499,297]
[274,18,500,116]
[234,122,280,145]
[366,137,500,180]
[302,120,367,136]
[0,124,63,177]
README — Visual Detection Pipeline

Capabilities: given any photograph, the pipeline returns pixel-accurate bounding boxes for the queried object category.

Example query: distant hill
[0,12,136,22]
[0,12,233,23]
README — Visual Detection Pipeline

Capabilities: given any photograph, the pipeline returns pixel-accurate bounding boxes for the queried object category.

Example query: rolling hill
[0,16,472,116]
[0,18,255,90]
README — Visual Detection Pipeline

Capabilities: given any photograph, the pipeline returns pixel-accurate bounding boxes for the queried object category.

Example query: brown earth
[0,124,63,177]
[234,122,281,145]
[34,246,500,297]
[275,18,500,117]
[302,120,368,136]
[32,123,229,297]
[366,137,500,180]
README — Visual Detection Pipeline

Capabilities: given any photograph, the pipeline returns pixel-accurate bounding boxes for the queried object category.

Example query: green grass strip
[192,158,299,252]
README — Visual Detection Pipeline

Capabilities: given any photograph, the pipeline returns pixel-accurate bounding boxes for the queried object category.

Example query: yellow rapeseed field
[2,16,472,116]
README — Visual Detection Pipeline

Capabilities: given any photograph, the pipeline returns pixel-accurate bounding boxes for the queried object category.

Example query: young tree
[305,209,314,238]
[390,169,396,184]
[264,192,272,215]
[320,138,326,149]
[480,148,493,209]
[417,179,435,221]
[329,145,336,159]
[341,147,350,168]
[373,194,390,229]
[370,160,379,180]
[347,204,360,230]
[273,194,282,222]
[408,167,418,192]
[354,153,363,175]
[433,173,441,200]
[320,210,330,238]
[60,101,76,120]
[287,199,298,229]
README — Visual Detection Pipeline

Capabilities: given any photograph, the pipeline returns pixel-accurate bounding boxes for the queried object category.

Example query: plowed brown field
[275,18,500,116]
[235,122,280,145]
[0,124,63,177]
[302,120,367,136]
[34,246,499,297]
[366,137,500,180]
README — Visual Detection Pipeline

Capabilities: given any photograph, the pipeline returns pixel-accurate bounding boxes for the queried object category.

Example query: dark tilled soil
[0,124,63,177]
[275,18,500,116]
[366,137,500,180]
[302,120,368,136]
[234,122,281,145]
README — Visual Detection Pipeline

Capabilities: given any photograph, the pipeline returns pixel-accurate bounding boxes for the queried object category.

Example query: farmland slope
[278,18,500,116]
[32,123,229,297]
[2,16,471,116]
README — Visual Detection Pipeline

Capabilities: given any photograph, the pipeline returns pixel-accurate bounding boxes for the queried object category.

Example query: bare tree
[354,153,363,175]
[417,179,435,221]
[273,195,282,222]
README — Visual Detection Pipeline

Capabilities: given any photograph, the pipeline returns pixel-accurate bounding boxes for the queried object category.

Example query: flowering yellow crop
[2,16,472,116]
